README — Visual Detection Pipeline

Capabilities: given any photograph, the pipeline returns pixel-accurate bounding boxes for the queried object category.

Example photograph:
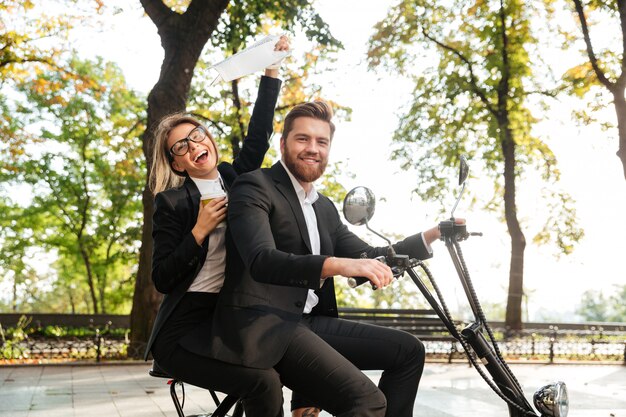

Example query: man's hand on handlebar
[444,217,471,241]
[423,218,466,245]
[321,257,393,289]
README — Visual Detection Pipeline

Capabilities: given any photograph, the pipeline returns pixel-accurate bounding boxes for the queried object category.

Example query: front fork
[462,323,536,416]
[433,219,537,415]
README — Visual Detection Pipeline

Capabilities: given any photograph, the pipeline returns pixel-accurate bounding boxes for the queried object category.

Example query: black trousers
[151,292,284,417]
[276,315,425,417]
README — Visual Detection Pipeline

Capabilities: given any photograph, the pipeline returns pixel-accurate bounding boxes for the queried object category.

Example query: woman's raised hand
[265,34,291,77]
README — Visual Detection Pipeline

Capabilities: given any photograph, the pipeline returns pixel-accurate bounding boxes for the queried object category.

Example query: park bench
[337,307,460,362]
[337,307,456,341]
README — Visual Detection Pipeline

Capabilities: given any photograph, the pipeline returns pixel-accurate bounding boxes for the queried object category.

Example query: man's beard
[283,147,328,184]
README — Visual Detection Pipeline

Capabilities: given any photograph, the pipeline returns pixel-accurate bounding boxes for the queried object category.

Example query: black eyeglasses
[169,125,209,157]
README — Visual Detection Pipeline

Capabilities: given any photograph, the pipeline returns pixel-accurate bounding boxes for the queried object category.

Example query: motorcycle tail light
[533,381,568,417]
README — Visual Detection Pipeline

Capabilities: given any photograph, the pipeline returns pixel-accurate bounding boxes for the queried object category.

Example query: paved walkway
[1,362,625,416]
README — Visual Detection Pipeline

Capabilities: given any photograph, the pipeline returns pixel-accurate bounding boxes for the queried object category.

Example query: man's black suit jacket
[143,76,281,361]
[206,162,433,369]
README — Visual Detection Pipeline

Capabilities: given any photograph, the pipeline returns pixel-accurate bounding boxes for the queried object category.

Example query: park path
[1,362,625,416]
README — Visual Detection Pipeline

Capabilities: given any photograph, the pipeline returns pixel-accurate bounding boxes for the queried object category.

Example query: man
[210,101,445,417]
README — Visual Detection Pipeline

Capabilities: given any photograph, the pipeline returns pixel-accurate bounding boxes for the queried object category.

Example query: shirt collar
[190,172,225,195]
[280,159,319,204]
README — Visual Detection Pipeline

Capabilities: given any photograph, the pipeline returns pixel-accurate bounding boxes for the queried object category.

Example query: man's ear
[279,136,285,154]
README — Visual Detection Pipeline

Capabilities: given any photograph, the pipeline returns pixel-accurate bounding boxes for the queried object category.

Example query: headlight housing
[533,381,568,417]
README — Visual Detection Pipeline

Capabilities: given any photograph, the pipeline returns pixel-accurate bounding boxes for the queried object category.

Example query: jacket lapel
[313,202,333,256]
[184,177,209,250]
[270,162,312,253]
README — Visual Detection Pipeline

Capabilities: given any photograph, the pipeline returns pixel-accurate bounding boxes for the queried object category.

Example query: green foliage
[562,0,623,91]
[576,285,626,322]
[36,324,127,339]
[0,0,69,82]
[0,55,145,313]
[577,289,609,321]
[533,189,584,256]
[480,301,507,322]
[367,0,581,249]
[317,160,354,204]
[212,0,342,53]
[367,0,587,331]
[560,0,624,132]
[335,273,432,310]
[0,315,30,359]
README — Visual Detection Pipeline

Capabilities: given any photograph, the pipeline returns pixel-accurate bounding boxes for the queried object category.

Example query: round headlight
[533,381,568,417]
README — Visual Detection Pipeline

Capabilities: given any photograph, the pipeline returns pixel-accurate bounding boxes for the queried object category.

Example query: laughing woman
[144,36,289,417]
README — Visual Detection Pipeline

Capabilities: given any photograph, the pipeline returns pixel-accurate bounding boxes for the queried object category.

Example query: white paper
[210,35,290,83]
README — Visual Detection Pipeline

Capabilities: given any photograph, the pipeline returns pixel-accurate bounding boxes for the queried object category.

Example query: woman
[144,36,289,417]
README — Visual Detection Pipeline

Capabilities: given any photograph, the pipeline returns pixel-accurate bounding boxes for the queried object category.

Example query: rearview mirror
[451,155,470,218]
[459,155,469,186]
[343,186,376,226]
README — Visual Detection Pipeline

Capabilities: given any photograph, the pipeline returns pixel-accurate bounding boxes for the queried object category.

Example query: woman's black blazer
[143,76,281,360]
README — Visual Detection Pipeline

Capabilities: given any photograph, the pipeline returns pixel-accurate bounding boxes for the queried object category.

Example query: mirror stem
[365,219,396,255]
[450,182,466,219]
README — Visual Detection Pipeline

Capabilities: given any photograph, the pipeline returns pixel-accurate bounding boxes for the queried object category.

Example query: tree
[565,0,626,179]
[0,0,69,79]
[368,0,583,330]
[576,285,626,322]
[0,0,116,312]
[0,56,145,314]
[130,0,341,357]
[576,289,609,321]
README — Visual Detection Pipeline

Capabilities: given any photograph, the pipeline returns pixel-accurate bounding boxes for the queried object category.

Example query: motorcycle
[342,156,569,417]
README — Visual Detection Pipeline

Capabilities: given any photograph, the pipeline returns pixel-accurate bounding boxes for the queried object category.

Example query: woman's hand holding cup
[192,196,227,245]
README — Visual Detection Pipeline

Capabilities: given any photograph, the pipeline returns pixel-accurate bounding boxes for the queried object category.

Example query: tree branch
[184,0,231,42]
[421,29,497,116]
[572,0,614,91]
[617,0,626,88]
[190,112,228,136]
[139,0,174,29]
[497,0,510,114]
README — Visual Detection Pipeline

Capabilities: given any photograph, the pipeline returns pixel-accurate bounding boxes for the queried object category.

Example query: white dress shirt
[280,160,322,313]
[187,175,227,293]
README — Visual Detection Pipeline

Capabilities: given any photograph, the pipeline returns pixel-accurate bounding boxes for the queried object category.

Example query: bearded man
[208,101,444,417]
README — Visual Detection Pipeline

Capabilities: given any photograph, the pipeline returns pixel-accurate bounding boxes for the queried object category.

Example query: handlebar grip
[347,276,377,290]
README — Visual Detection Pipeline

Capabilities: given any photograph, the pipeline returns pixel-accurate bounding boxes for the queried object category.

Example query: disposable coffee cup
[201,191,227,228]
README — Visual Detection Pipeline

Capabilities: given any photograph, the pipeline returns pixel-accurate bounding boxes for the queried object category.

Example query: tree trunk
[129,0,230,359]
[68,286,76,314]
[501,124,526,332]
[230,78,244,158]
[97,273,107,314]
[129,185,159,357]
[613,89,626,179]
[12,277,17,312]
[79,245,99,314]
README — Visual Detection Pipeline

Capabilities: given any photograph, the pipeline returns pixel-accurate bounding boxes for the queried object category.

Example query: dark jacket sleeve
[322,195,433,261]
[228,171,328,289]
[231,76,282,175]
[151,192,204,294]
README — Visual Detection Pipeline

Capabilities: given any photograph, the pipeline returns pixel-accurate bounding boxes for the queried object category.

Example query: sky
[56,1,626,320]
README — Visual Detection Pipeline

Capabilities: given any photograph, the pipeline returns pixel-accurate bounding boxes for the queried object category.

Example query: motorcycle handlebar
[439,220,482,241]
[347,276,372,289]
[347,254,413,289]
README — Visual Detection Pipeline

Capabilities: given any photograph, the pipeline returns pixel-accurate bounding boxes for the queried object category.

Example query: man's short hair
[282,100,335,140]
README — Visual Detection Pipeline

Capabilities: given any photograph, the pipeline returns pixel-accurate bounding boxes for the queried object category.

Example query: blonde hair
[149,113,219,195]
